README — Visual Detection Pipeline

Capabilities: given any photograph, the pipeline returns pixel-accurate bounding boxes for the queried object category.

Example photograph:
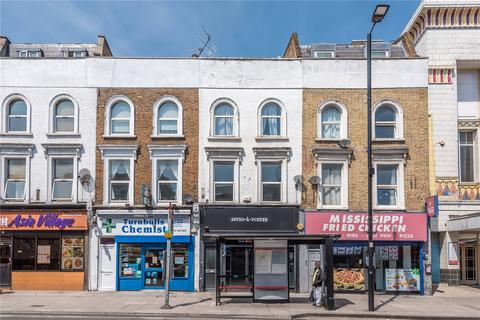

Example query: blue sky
[0,0,420,57]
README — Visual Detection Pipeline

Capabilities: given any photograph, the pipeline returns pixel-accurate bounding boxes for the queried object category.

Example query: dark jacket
[312,268,325,287]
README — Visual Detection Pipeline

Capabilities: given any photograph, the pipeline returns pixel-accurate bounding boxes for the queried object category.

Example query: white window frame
[50,157,75,202]
[212,160,237,203]
[108,159,132,204]
[258,159,286,204]
[1,94,31,134]
[317,100,348,140]
[373,160,405,210]
[148,144,186,206]
[372,100,404,140]
[3,158,27,201]
[317,160,348,209]
[48,94,79,135]
[314,50,334,58]
[99,145,138,206]
[104,96,135,137]
[0,146,33,204]
[458,130,478,183]
[152,96,183,137]
[210,98,239,138]
[258,99,287,138]
[18,50,40,58]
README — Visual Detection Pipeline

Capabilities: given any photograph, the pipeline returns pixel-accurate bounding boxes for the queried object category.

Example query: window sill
[46,133,81,138]
[103,134,137,139]
[0,133,33,137]
[317,206,349,210]
[151,134,185,139]
[255,136,289,142]
[207,136,242,142]
[373,206,406,211]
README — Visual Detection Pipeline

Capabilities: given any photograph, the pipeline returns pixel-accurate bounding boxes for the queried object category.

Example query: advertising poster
[37,245,51,264]
[334,268,366,291]
[378,246,389,261]
[448,242,459,265]
[385,269,420,292]
[389,246,399,260]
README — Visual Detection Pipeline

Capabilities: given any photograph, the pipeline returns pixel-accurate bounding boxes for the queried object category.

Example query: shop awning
[447,212,480,232]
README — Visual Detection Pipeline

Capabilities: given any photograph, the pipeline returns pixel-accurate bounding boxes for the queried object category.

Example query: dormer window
[18,50,41,58]
[371,50,389,58]
[314,50,334,58]
[64,50,87,58]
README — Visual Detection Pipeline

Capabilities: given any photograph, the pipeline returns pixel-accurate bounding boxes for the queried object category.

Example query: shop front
[93,209,194,292]
[306,212,428,295]
[0,209,88,290]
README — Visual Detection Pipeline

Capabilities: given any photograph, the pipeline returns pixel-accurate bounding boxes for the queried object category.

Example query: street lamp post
[367,4,389,312]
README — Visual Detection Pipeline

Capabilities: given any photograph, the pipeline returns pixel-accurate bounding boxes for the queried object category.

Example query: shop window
[119,244,142,278]
[157,159,179,202]
[172,244,189,278]
[13,235,36,270]
[61,235,84,270]
[213,161,234,202]
[376,164,398,206]
[261,161,282,202]
[109,160,130,202]
[459,131,476,183]
[4,158,26,200]
[52,158,74,201]
[37,235,60,271]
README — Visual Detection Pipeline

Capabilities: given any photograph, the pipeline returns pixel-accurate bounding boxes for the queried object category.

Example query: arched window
[261,102,281,136]
[7,99,28,132]
[110,100,131,134]
[214,103,234,136]
[374,104,397,139]
[321,105,341,139]
[158,101,179,135]
[54,99,75,132]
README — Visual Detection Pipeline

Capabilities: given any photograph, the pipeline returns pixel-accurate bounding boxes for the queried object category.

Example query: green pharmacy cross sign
[102,218,116,233]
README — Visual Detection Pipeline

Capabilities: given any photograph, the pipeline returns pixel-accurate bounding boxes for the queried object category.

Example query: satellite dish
[78,168,94,193]
[338,139,351,148]
[309,176,321,185]
[293,175,304,184]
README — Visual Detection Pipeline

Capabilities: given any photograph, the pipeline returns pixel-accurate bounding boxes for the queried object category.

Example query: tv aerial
[192,25,217,57]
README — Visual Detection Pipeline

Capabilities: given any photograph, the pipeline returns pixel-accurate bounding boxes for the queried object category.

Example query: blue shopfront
[96,210,195,292]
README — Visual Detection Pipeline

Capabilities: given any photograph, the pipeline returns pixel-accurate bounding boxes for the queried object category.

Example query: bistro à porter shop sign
[0,212,88,231]
[306,212,427,241]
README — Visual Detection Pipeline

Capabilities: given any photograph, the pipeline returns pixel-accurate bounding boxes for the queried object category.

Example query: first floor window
[4,158,26,200]
[459,131,476,183]
[52,158,74,200]
[322,164,342,206]
[157,159,178,201]
[376,164,398,206]
[261,161,282,202]
[213,161,234,202]
[110,160,130,202]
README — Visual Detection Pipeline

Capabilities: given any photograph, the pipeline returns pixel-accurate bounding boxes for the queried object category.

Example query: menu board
[385,269,420,292]
[62,235,84,270]
[334,268,366,291]
[37,245,51,264]
[120,244,141,278]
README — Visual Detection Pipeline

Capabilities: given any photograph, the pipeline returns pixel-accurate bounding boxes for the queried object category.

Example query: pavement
[1,284,479,320]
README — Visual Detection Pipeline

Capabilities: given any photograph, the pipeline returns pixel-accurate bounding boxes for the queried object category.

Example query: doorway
[0,237,12,288]
[98,238,116,291]
[204,243,217,290]
[459,243,478,285]
[224,244,253,287]
[143,248,165,288]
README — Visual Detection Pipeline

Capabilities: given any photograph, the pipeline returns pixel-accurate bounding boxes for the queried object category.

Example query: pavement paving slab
[1,284,479,320]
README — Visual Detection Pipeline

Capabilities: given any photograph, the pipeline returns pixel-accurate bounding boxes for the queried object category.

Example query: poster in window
[389,246,399,260]
[378,246,389,260]
[385,269,420,292]
[62,235,84,270]
[334,268,366,291]
[337,247,346,255]
[37,245,51,264]
[448,242,459,265]
[271,250,287,274]
[255,250,272,274]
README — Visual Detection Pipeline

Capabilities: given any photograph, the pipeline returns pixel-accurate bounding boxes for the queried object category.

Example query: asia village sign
[0,212,88,231]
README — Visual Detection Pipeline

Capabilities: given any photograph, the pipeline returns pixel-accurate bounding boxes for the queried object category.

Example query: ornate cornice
[458,119,480,128]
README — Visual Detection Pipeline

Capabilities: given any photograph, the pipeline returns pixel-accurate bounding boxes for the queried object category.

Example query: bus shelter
[204,233,338,310]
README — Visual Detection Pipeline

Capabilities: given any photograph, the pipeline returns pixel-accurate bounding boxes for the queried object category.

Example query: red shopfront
[0,210,88,290]
[306,212,427,294]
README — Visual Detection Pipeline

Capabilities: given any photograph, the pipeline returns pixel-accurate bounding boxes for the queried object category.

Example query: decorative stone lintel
[253,147,292,162]
[42,143,83,159]
[372,147,409,165]
[0,143,35,157]
[147,144,187,163]
[205,147,245,163]
[98,144,139,160]
[312,147,353,164]
[458,119,480,128]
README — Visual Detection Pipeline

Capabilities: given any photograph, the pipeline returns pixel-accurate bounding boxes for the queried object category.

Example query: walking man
[312,261,324,307]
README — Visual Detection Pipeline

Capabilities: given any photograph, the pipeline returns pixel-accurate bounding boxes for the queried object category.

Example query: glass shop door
[143,248,165,288]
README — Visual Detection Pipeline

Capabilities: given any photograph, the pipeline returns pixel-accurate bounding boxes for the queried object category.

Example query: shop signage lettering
[231,217,269,223]
[98,215,190,236]
[0,212,88,231]
[305,212,427,241]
